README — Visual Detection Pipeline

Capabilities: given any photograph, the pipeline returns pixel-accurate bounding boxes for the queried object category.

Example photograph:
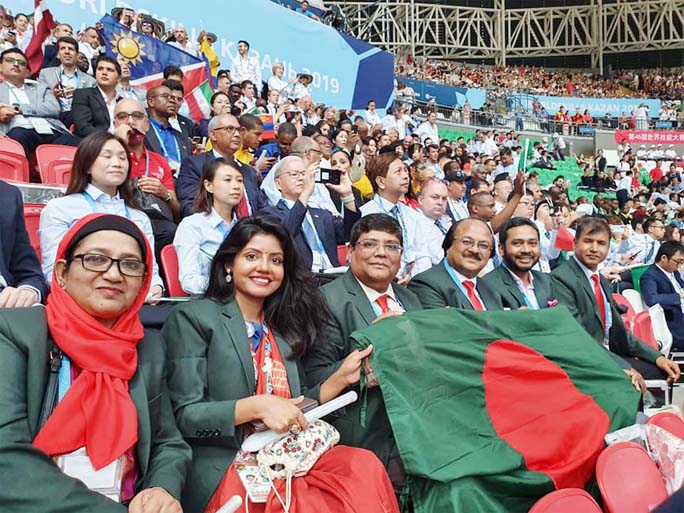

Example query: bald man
[408,218,502,310]
[144,85,192,171]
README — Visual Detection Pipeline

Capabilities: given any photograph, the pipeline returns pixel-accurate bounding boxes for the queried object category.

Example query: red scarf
[33,214,153,470]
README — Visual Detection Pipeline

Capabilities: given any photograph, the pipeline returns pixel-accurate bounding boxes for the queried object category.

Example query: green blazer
[482,266,558,310]
[551,258,661,367]
[408,259,503,310]
[304,270,422,472]
[163,299,316,513]
[0,308,191,513]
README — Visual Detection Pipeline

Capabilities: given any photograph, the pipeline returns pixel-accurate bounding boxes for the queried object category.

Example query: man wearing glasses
[408,218,502,310]
[0,48,79,157]
[143,84,192,173]
[72,56,123,137]
[176,113,267,218]
[640,241,684,351]
[304,213,422,493]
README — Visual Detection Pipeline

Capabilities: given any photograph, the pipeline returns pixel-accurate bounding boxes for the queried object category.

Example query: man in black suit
[144,85,192,173]
[408,218,502,310]
[640,241,684,351]
[71,56,122,138]
[262,155,360,271]
[176,113,267,218]
[163,79,199,142]
[0,181,46,307]
[482,217,557,309]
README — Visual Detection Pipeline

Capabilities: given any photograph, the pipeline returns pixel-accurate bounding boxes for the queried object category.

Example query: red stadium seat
[0,137,26,156]
[337,244,348,265]
[612,293,636,331]
[596,442,668,513]
[36,144,77,185]
[23,203,44,260]
[160,245,189,297]
[0,150,30,182]
[632,311,659,350]
[647,412,684,439]
[528,488,602,513]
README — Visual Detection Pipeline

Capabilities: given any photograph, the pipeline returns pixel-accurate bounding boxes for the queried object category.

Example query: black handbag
[37,346,63,430]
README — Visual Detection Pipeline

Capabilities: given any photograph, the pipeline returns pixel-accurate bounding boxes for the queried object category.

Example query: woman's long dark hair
[204,215,330,358]
[66,131,138,209]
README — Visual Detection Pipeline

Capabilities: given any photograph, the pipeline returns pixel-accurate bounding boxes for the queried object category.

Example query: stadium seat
[596,442,668,513]
[0,150,30,182]
[528,488,603,513]
[649,304,673,356]
[160,245,189,297]
[337,244,348,265]
[612,293,636,331]
[632,311,659,350]
[36,145,78,185]
[23,203,44,260]
[647,412,684,439]
[622,289,646,313]
[0,137,26,156]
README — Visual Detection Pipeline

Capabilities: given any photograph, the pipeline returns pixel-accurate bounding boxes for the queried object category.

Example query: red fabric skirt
[205,446,399,513]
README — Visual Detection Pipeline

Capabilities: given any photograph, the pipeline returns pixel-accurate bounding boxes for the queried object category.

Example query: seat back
[623,288,646,313]
[632,311,660,350]
[612,293,636,331]
[36,145,77,185]
[596,442,668,513]
[160,245,188,297]
[0,137,26,156]
[649,304,673,356]
[0,151,30,182]
[337,244,348,265]
[23,203,44,260]
[528,488,603,513]
[648,412,684,439]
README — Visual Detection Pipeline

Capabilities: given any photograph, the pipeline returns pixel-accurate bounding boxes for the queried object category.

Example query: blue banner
[513,94,662,118]
[396,77,487,110]
[18,0,393,110]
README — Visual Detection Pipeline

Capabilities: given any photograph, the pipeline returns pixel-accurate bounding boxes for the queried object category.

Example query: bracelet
[340,194,355,204]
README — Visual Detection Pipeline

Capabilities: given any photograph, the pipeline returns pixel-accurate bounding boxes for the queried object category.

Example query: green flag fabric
[351,306,639,513]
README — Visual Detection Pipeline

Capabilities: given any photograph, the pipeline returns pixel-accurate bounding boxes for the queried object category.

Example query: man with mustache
[408,218,502,310]
[482,217,557,310]
[552,216,680,391]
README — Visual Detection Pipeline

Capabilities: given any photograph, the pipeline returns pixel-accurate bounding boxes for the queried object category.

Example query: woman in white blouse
[173,158,245,295]
[267,62,293,105]
[39,132,164,301]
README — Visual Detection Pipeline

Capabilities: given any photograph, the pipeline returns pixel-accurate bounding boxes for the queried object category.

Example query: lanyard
[149,121,181,162]
[143,150,150,177]
[442,259,473,305]
[374,195,408,246]
[369,293,405,317]
[502,265,537,310]
[57,354,72,401]
[82,191,131,219]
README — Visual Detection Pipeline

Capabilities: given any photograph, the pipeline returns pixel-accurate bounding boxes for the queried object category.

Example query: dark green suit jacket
[408,259,503,310]
[304,270,422,487]
[551,258,661,368]
[0,308,190,513]
[163,299,316,513]
[482,266,558,310]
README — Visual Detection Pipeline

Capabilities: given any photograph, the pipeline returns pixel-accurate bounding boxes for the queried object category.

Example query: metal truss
[328,0,684,72]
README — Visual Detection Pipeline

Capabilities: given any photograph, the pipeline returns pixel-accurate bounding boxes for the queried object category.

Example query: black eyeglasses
[3,56,27,67]
[70,253,147,277]
[115,111,146,121]
[213,125,240,133]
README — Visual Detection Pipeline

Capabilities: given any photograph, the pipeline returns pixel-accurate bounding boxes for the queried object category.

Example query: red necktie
[375,294,391,315]
[591,274,607,326]
[462,280,484,311]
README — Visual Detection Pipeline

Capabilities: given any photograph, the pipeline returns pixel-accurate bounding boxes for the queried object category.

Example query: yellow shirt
[353,173,374,199]
[235,147,253,166]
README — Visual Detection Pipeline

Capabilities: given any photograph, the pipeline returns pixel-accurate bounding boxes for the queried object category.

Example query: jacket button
[195,430,202,436]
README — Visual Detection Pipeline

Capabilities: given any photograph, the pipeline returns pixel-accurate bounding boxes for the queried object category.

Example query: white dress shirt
[619,233,660,264]
[506,268,540,310]
[231,55,262,93]
[173,208,237,295]
[360,195,432,278]
[355,275,405,314]
[39,184,163,291]
[267,75,290,104]
[364,110,382,127]
[447,197,469,222]
[415,121,439,143]
[417,209,449,265]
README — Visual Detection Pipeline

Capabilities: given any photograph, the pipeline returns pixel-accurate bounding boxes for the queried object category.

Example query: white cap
[575,204,594,218]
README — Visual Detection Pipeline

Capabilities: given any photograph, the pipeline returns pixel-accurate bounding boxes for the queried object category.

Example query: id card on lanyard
[150,121,181,170]
[442,259,473,302]
[598,283,613,350]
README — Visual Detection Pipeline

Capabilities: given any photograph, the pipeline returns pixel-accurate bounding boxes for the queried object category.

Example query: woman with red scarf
[163,215,399,513]
[0,214,190,512]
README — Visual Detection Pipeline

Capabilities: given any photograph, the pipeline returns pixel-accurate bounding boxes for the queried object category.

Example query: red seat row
[0,139,76,185]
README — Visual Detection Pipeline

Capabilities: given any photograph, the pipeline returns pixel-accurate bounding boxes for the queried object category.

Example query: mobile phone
[351,125,358,134]
[316,168,341,185]
[191,136,201,144]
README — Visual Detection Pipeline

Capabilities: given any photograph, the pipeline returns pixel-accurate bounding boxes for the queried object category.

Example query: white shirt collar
[85,183,120,200]
[450,264,477,286]
[208,207,236,229]
[506,267,535,290]
[375,194,398,211]
[354,274,397,304]
[573,255,599,281]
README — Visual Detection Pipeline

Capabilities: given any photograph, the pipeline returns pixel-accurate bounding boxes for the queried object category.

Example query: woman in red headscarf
[0,213,190,512]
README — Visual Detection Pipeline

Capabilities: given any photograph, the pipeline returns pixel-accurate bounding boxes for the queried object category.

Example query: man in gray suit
[37,36,95,128]
[0,48,79,157]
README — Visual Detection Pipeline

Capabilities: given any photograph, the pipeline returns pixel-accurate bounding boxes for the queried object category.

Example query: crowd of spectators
[1,4,684,513]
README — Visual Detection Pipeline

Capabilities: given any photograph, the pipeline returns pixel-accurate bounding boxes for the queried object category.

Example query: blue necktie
[302,211,326,267]
[435,219,447,235]
[389,205,400,219]
[645,241,656,263]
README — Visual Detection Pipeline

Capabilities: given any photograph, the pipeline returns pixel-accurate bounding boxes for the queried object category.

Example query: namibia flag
[351,306,639,512]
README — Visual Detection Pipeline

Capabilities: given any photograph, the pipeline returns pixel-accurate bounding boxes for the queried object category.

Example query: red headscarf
[33,213,153,470]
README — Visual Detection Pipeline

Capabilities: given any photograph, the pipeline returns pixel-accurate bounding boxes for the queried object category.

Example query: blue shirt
[149,118,181,163]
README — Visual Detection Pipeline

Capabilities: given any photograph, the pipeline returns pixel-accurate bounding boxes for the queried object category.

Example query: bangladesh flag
[351,306,639,513]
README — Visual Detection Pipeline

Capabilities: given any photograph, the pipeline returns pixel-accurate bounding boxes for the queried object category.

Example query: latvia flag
[25,0,56,75]
[352,306,639,513]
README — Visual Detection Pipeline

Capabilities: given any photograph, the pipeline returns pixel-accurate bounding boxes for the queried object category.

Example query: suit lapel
[568,258,604,325]
[310,207,335,262]
[498,267,525,308]
[655,265,678,293]
[221,301,256,392]
[130,371,150,478]
[343,271,376,325]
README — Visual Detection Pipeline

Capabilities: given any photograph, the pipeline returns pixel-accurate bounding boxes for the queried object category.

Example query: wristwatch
[164,190,173,202]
